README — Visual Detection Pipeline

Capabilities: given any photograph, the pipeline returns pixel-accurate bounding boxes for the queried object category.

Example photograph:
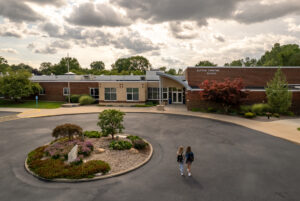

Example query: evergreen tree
[265,68,292,113]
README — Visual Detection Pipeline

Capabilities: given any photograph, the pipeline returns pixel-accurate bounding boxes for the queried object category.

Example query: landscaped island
[25,109,152,181]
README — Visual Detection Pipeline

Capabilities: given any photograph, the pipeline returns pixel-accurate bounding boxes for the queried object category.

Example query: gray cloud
[169,21,199,39]
[50,40,71,49]
[162,56,185,66]
[0,48,18,54]
[213,34,226,42]
[35,46,57,54]
[26,0,66,6]
[114,0,242,23]
[0,30,23,38]
[0,0,44,22]
[233,1,300,24]
[112,31,160,53]
[66,2,131,27]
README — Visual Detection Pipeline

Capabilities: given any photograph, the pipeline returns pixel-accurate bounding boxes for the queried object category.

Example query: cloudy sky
[0,0,300,70]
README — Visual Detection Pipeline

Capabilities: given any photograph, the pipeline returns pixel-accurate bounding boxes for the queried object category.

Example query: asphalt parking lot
[0,113,300,201]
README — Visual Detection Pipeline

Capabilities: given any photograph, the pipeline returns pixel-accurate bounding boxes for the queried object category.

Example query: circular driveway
[1,113,300,201]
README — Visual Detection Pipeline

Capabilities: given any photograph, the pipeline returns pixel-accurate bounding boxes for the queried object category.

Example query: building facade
[31,67,300,113]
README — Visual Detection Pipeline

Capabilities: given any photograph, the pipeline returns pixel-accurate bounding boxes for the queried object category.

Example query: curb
[24,139,153,183]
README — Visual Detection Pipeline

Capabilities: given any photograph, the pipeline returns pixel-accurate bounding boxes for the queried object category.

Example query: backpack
[187,152,194,162]
[177,154,183,163]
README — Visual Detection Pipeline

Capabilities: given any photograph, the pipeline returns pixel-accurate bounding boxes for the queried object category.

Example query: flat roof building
[31,67,300,113]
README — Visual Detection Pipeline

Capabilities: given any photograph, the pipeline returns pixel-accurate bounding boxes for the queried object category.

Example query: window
[90,88,99,99]
[39,88,46,95]
[105,88,117,101]
[127,88,139,101]
[148,88,168,100]
[63,87,69,96]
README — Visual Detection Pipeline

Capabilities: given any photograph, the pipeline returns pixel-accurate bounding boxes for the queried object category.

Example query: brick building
[31,67,300,113]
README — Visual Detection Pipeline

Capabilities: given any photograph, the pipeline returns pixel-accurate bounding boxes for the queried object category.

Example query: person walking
[185,146,194,177]
[177,146,185,176]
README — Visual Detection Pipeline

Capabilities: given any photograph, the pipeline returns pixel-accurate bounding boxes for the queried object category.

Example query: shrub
[79,95,95,105]
[240,105,252,114]
[244,112,256,118]
[27,146,110,179]
[251,104,272,115]
[98,109,125,139]
[207,107,217,113]
[133,139,148,150]
[297,128,300,131]
[284,111,295,116]
[52,124,83,140]
[83,131,101,138]
[273,113,280,118]
[200,78,248,113]
[71,94,81,103]
[109,140,132,150]
[45,139,94,159]
[126,135,142,142]
[145,101,154,106]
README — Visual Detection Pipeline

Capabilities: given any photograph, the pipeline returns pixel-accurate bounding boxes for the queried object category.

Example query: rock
[117,134,127,139]
[67,145,78,163]
[95,148,105,154]
[129,148,139,154]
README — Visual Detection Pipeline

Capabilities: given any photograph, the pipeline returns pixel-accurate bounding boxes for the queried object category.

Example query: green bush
[145,101,154,106]
[79,95,95,105]
[284,111,295,116]
[251,104,272,115]
[297,128,300,131]
[109,140,132,150]
[27,146,110,179]
[133,139,148,150]
[207,107,217,113]
[244,112,256,118]
[132,104,152,107]
[126,135,142,142]
[273,113,280,118]
[52,124,83,140]
[83,131,101,138]
[98,109,125,139]
[239,105,252,114]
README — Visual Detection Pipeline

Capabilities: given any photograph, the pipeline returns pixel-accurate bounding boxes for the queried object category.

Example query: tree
[257,43,300,66]
[52,124,83,140]
[195,60,217,66]
[200,78,248,112]
[0,70,41,102]
[90,61,105,71]
[165,68,177,75]
[40,62,53,75]
[52,57,81,75]
[159,66,167,72]
[0,56,10,73]
[0,56,7,65]
[177,68,183,75]
[97,109,125,139]
[265,68,292,113]
[112,56,151,73]
[225,57,257,67]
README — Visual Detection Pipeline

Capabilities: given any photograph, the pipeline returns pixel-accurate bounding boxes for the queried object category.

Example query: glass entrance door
[90,88,99,99]
[172,91,182,104]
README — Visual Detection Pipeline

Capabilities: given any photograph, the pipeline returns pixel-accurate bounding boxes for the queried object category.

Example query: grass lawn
[0,100,64,109]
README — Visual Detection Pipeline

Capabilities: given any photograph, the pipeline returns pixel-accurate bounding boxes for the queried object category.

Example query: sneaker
[180,172,184,176]
[188,172,191,177]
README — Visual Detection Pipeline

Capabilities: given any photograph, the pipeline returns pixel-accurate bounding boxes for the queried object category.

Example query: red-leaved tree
[199,78,248,112]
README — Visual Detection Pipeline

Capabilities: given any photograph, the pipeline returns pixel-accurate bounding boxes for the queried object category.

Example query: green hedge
[27,146,110,179]
[244,112,256,118]
[109,140,132,150]
[83,131,102,138]
[79,95,95,105]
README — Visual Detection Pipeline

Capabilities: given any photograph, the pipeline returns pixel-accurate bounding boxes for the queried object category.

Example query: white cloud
[0,48,18,54]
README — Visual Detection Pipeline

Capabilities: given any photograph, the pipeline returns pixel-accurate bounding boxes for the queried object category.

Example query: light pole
[67,53,71,104]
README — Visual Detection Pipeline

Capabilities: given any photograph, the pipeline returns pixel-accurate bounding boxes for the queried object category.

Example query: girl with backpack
[177,146,184,176]
[185,146,194,177]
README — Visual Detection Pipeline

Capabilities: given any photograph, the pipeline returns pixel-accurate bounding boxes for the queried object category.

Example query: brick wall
[38,82,98,101]
[186,67,300,87]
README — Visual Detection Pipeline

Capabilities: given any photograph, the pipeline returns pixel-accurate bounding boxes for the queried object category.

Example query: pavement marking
[0,115,19,123]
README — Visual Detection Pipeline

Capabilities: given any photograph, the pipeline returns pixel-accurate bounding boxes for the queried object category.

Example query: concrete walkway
[0,105,299,144]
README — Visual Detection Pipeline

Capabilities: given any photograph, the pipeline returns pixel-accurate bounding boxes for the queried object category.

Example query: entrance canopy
[156,72,192,90]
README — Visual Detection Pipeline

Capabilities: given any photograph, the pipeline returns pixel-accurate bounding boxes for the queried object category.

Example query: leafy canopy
[0,70,41,102]
[265,68,292,113]
[97,109,125,139]
[195,60,217,66]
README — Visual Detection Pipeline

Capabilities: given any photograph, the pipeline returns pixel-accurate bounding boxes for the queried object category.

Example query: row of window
[40,87,182,101]
[62,87,140,101]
